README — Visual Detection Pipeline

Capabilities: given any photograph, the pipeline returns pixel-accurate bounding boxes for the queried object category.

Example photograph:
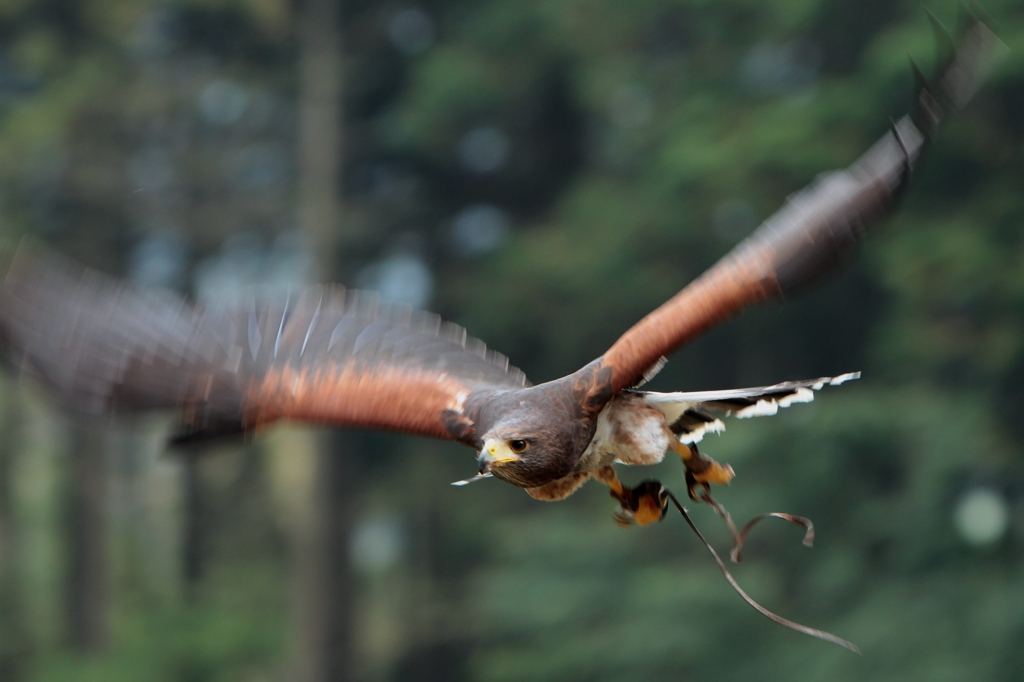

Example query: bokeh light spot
[199,79,250,126]
[389,8,435,55]
[358,252,434,309]
[451,204,510,256]
[739,40,821,97]
[609,84,653,129]
[458,126,510,174]
[351,514,405,572]
[129,231,188,290]
[954,488,1009,546]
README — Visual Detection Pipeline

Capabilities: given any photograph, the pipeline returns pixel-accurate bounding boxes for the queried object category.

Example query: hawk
[0,19,1003,528]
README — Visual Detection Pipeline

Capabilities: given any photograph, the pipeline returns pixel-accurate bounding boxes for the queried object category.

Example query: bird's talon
[694,461,735,486]
[609,479,668,527]
[676,442,734,499]
[685,472,705,502]
[613,507,635,528]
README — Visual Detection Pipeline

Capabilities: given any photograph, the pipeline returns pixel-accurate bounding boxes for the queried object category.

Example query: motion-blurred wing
[0,242,528,442]
[598,18,1006,394]
[639,372,859,443]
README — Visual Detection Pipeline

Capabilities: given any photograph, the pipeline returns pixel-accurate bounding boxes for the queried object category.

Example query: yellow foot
[594,466,668,528]
[671,441,735,499]
[631,489,668,526]
[695,460,735,486]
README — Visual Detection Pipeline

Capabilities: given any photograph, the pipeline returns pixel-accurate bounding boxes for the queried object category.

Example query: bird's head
[461,377,606,489]
[476,410,578,488]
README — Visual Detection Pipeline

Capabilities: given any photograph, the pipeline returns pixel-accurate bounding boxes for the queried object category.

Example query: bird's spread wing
[598,19,1006,395]
[0,242,528,442]
[640,372,860,443]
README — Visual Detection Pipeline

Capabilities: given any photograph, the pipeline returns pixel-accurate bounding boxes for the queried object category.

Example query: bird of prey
[0,18,1004,531]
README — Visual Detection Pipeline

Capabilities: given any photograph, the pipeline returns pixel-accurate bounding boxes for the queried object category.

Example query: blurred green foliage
[1,0,1024,681]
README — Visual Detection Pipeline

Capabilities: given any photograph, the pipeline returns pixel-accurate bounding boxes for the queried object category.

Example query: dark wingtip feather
[925,7,956,69]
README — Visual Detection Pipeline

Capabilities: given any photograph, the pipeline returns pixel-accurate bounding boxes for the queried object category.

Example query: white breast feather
[576,396,672,471]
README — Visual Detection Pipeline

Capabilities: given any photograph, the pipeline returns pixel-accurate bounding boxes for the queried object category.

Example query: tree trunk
[289,437,357,682]
[292,1,356,681]
[181,448,206,602]
[0,396,28,680]
[65,421,110,653]
[297,0,343,274]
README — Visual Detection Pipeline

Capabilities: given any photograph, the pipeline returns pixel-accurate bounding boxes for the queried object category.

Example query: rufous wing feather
[0,241,529,443]
[599,18,1006,395]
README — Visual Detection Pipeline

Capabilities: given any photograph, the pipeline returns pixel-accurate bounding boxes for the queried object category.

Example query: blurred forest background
[0,1,1023,681]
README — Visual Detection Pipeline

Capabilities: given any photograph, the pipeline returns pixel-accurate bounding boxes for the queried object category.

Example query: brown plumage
[0,18,1005,497]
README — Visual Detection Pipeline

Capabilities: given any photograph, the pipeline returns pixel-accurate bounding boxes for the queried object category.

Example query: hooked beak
[478,438,520,473]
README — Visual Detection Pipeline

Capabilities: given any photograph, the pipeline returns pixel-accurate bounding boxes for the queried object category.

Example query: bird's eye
[508,439,530,454]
